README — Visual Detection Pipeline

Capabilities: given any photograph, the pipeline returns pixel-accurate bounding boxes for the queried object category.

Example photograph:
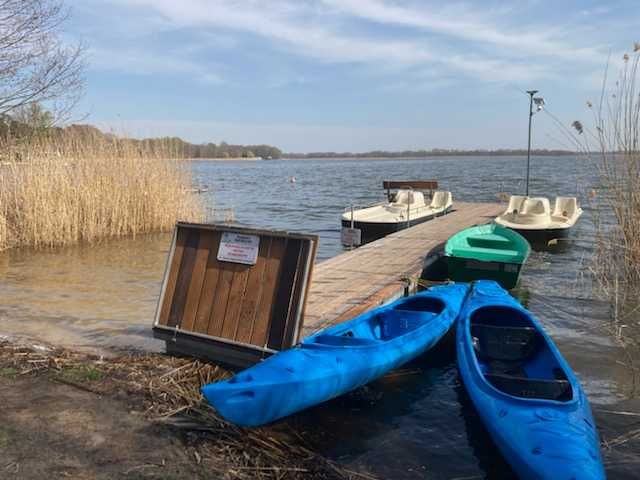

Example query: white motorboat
[341,189,453,246]
[495,195,583,244]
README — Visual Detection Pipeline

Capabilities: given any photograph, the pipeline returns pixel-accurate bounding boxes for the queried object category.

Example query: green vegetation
[59,365,103,383]
[0,367,18,379]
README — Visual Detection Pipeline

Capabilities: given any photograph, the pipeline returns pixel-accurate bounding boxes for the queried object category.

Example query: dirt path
[0,375,210,479]
[0,340,362,480]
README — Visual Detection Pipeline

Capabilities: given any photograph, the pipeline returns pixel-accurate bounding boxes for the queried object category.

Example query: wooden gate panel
[153,223,317,368]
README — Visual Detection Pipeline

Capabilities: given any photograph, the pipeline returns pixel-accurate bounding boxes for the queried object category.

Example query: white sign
[341,227,362,246]
[217,232,260,265]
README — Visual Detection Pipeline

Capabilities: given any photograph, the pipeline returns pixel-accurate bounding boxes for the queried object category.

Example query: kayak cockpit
[470,306,573,402]
[305,296,445,347]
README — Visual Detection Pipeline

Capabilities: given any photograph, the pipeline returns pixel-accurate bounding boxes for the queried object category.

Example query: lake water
[0,156,638,478]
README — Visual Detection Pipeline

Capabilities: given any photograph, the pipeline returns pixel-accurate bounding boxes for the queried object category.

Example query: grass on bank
[0,129,204,251]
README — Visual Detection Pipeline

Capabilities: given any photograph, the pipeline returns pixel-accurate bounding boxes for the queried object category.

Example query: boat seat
[453,246,519,260]
[430,191,452,209]
[471,324,541,362]
[394,190,426,206]
[552,197,578,218]
[484,373,572,401]
[376,310,428,340]
[521,197,551,216]
[467,235,513,249]
[486,359,528,377]
[506,195,527,213]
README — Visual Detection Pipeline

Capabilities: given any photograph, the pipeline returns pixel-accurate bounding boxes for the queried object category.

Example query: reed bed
[0,339,372,480]
[0,129,204,250]
[567,45,640,347]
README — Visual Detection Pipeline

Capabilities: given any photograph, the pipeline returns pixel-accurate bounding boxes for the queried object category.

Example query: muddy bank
[0,339,373,480]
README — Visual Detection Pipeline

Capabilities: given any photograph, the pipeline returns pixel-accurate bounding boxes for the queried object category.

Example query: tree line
[283,148,576,159]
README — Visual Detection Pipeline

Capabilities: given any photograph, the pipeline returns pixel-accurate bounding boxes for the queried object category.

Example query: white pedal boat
[341,190,453,245]
[495,195,583,244]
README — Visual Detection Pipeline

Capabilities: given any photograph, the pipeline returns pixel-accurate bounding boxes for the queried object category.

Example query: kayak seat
[485,373,572,401]
[486,360,528,377]
[471,323,541,362]
[374,308,437,340]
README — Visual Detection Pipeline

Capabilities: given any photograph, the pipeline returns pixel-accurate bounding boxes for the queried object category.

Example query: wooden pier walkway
[302,202,503,337]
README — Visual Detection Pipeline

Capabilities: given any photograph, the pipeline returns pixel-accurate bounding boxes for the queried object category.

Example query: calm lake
[1,156,638,479]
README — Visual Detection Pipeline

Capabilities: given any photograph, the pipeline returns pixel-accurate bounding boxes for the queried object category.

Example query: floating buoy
[289,176,296,183]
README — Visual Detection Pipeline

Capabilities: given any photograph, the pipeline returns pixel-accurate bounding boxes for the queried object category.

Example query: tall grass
[571,44,640,340]
[0,129,204,250]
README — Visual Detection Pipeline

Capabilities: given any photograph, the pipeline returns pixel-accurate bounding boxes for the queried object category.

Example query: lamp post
[525,90,545,196]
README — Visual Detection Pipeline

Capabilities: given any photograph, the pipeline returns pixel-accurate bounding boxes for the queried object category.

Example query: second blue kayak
[202,283,468,426]
[457,280,605,479]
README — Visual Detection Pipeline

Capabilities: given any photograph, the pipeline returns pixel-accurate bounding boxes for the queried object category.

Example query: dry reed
[568,45,640,346]
[0,339,373,480]
[0,129,204,250]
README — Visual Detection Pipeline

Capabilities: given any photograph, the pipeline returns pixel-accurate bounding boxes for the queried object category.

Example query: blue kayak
[456,280,605,479]
[202,283,468,426]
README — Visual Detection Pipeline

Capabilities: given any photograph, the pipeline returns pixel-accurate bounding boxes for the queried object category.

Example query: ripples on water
[0,156,638,478]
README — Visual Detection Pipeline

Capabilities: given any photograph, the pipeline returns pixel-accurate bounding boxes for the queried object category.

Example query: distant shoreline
[185,157,262,161]
[281,150,578,160]
[183,152,581,162]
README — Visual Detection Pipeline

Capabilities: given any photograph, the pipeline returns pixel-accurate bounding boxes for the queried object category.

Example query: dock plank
[301,201,503,336]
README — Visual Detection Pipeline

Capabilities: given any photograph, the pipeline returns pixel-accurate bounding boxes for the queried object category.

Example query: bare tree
[0,0,84,124]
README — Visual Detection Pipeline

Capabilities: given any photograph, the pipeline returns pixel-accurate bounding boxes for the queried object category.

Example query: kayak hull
[456,281,605,480]
[202,283,468,426]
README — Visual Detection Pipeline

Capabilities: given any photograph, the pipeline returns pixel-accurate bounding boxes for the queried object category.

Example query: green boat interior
[445,224,530,264]
[470,306,573,402]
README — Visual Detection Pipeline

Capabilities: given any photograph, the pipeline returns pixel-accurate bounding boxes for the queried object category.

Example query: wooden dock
[302,202,503,337]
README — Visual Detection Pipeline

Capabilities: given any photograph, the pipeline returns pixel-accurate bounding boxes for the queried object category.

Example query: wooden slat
[282,239,311,347]
[234,237,272,343]
[167,229,200,327]
[179,231,213,331]
[383,180,438,190]
[206,266,236,337]
[250,238,287,347]
[192,233,223,334]
[295,236,319,343]
[220,264,251,339]
[267,239,302,350]
[157,228,187,326]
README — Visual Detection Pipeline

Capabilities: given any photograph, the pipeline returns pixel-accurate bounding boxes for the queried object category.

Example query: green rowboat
[445,223,530,289]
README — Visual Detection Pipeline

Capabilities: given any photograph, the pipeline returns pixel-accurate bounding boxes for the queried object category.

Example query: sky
[66,0,638,152]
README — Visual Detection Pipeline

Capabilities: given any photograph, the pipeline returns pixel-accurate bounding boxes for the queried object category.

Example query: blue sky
[67,0,638,152]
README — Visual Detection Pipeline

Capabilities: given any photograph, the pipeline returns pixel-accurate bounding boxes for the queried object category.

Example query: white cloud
[104,0,571,83]
[88,46,224,85]
[321,0,604,63]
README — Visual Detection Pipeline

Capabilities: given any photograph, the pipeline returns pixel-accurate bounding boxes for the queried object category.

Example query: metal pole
[407,188,412,228]
[525,90,537,197]
[350,204,355,248]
